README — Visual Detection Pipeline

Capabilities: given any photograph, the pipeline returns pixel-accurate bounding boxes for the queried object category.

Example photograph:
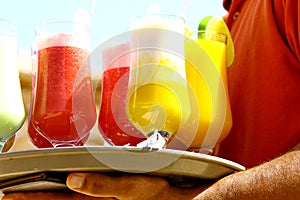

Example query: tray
[0,146,245,192]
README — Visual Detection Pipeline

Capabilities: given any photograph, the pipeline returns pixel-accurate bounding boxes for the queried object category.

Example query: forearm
[195,146,300,199]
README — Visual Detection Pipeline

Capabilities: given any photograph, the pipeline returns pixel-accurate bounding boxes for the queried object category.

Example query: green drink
[0,19,25,152]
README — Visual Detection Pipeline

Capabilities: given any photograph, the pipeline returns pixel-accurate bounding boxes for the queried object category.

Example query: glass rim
[0,18,17,34]
[35,20,90,34]
[197,30,227,37]
[197,30,227,44]
[133,13,185,23]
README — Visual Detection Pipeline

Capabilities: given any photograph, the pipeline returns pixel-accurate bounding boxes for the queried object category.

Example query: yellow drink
[126,63,191,137]
[128,83,183,135]
[127,14,190,139]
[181,34,232,151]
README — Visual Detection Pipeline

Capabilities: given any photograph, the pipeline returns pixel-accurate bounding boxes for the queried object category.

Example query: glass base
[51,139,86,148]
[187,147,214,155]
[0,135,15,153]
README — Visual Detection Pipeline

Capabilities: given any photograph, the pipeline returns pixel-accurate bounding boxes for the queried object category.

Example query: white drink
[0,34,25,138]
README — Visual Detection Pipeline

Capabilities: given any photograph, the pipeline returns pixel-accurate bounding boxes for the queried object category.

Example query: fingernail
[68,174,85,189]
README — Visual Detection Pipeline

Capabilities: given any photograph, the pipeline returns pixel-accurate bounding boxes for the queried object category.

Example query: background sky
[0,0,227,51]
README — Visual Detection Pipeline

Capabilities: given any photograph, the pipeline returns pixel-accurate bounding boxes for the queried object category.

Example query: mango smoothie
[182,33,232,151]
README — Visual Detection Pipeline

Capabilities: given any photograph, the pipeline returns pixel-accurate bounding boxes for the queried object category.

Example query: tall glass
[181,30,232,153]
[28,21,97,148]
[0,19,25,152]
[98,40,146,146]
[127,14,191,143]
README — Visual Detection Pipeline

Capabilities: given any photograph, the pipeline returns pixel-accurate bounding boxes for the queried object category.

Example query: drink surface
[0,35,25,138]
[98,66,146,146]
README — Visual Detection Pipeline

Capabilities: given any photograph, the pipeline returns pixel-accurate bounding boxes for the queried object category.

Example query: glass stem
[0,135,15,153]
[0,139,7,153]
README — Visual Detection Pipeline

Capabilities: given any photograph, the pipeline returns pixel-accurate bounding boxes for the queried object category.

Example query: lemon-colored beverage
[127,77,190,137]
[127,13,190,139]
[183,33,232,151]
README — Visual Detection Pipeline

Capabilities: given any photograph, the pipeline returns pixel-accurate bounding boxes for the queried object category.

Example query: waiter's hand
[3,173,211,200]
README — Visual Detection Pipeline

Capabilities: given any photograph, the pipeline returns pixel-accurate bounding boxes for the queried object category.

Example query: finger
[67,173,170,199]
[2,191,114,200]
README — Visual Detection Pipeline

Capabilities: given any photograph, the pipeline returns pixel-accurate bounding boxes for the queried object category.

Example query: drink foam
[36,32,90,51]
[130,4,184,34]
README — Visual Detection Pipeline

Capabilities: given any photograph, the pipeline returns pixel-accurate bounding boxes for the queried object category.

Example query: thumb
[67,173,119,198]
[66,173,170,200]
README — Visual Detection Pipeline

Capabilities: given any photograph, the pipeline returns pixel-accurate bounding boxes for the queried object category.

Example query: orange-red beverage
[98,66,145,146]
[28,23,97,147]
[29,44,96,147]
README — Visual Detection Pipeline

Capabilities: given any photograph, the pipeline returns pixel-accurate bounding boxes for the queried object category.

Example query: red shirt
[216,0,300,168]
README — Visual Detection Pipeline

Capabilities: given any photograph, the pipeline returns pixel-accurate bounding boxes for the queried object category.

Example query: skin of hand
[194,143,300,200]
[2,191,114,200]
[65,173,211,200]
[2,174,210,200]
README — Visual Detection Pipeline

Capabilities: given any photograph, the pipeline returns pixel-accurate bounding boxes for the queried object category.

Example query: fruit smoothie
[28,33,96,147]
[0,35,25,138]
[127,66,191,137]
[127,14,190,139]
[183,36,232,150]
[98,66,145,146]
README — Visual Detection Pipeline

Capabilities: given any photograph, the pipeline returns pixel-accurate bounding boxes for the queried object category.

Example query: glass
[180,30,233,153]
[0,19,25,152]
[127,14,191,144]
[28,20,97,148]
[98,39,146,146]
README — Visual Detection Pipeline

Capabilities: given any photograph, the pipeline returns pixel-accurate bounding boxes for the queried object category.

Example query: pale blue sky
[0,0,226,50]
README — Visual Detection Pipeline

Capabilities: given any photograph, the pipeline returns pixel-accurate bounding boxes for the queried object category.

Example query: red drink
[28,116,89,148]
[29,45,96,147]
[98,66,145,146]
